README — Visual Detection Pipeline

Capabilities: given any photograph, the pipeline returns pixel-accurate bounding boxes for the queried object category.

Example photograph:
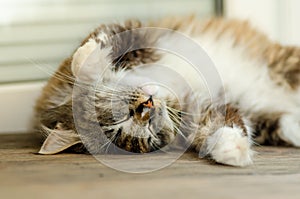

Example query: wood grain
[0,133,300,199]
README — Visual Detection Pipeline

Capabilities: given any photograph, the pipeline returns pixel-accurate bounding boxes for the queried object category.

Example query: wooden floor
[1,133,300,199]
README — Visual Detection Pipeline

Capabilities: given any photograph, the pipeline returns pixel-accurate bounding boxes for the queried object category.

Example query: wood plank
[0,133,300,199]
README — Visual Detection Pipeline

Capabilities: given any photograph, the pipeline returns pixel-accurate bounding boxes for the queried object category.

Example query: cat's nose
[143,96,154,108]
[141,85,159,96]
[137,96,154,121]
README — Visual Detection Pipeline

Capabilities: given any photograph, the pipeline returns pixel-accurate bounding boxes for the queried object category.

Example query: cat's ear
[71,38,112,83]
[38,130,81,155]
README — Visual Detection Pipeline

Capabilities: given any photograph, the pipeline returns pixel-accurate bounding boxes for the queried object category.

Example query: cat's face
[94,86,176,153]
[70,38,181,154]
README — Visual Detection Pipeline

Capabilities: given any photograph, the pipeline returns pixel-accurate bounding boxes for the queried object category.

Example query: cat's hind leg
[253,112,300,147]
[190,104,253,167]
[279,113,300,146]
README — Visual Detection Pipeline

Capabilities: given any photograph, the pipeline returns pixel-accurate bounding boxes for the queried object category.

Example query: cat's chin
[106,117,175,153]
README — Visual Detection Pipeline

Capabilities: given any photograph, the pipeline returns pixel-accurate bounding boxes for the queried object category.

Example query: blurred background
[0,0,221,84]
[0,0,299,133]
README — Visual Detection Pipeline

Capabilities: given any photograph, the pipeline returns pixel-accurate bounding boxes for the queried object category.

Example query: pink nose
[141,85,159,96]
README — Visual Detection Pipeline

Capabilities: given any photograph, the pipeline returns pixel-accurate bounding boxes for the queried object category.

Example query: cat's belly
[121,31,299,115]
[194,33,300,114]
[154,32,300,114]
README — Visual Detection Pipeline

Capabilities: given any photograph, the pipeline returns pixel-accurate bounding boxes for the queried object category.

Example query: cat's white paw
[279,114,300,147]
[71,39,112,83]
[207,126,253,167]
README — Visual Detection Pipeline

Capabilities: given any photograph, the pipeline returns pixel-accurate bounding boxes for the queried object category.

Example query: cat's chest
[117,63,192,100]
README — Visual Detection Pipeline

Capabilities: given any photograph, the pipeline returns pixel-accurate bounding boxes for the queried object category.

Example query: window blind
[0,0,216,84]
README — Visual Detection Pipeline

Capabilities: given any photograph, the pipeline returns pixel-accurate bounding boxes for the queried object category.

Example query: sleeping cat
[34,16,300,167]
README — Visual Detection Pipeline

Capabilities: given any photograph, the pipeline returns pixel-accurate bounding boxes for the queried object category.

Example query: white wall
[226,0,300,46]
[278,0,300,46]
[0,82,44,133]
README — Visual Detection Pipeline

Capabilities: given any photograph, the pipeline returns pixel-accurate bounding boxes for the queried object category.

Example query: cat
[34,16,300,167]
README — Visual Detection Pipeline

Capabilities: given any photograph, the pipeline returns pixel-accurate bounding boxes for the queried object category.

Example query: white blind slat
[0,0,215,84]
[0,23,95,45]
[0,42,77,65]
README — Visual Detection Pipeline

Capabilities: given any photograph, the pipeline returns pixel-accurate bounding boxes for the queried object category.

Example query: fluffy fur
[34,16,300,167]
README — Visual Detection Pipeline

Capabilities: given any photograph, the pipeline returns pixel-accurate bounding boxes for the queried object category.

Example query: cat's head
[86,84,177,153]
[39,38,181,154]
[73,38,185,154]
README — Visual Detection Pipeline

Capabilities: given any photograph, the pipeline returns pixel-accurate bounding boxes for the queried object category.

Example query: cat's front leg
[190,104,253,167]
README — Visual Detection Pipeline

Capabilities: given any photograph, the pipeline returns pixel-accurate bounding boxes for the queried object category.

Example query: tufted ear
[71,38,112,83]
[38,129,81,155]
